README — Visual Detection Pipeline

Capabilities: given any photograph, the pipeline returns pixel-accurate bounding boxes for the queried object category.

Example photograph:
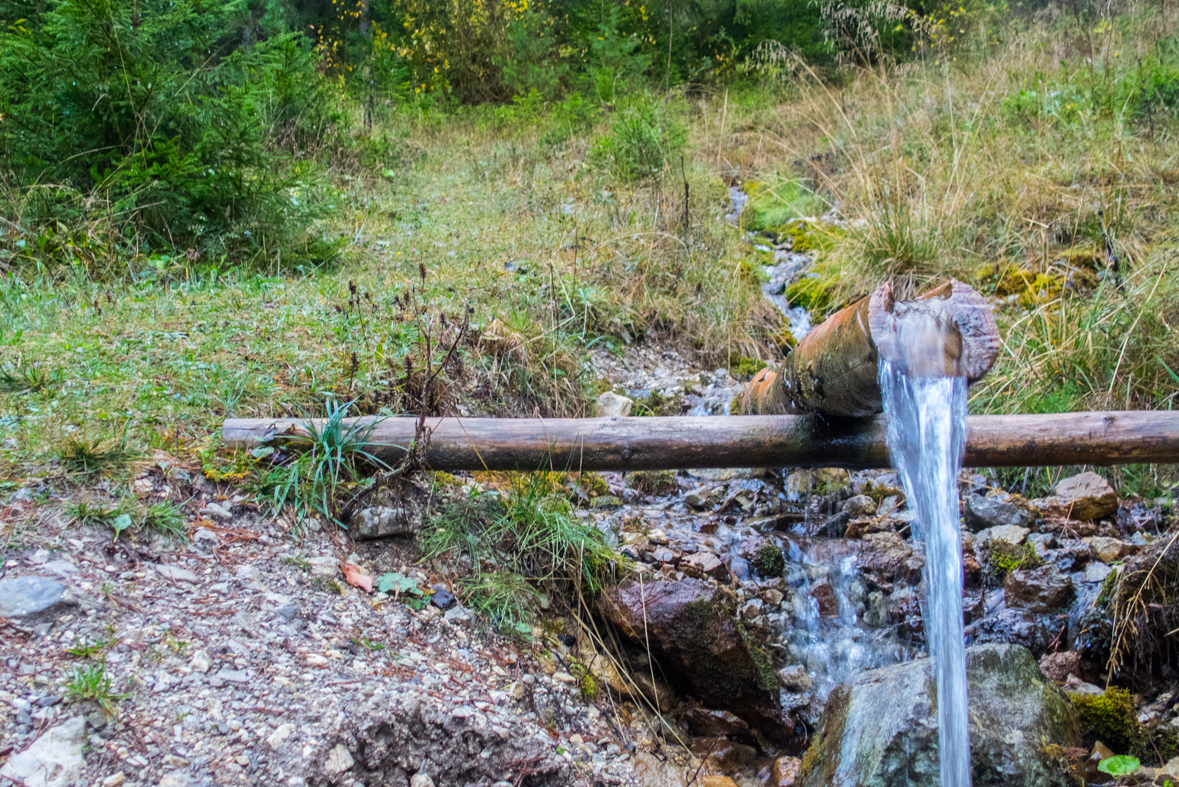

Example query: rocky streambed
[2,344,1178,787]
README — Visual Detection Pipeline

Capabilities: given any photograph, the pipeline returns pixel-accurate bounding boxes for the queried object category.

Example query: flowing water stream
[880,363,971,786]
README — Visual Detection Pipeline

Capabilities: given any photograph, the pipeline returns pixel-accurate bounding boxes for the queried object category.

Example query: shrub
[0,0,343,268]
[589,97,686,182]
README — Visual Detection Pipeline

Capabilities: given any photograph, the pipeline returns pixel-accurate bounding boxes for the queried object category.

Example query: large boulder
[600,577,788,738]
[799,644,1080,787]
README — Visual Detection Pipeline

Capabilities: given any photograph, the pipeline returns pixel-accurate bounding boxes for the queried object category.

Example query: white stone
[200,502,233,521]
[323,744,354,776]
[410,775,436,787]
[102,773,125,787]
[155,565,199,583]
[0,715,86,787]
[594,391,633,418]
[267,723,296,748]
[189,650,211,674]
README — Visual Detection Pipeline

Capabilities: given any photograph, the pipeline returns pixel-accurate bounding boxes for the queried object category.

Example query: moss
[737,619,781,693]
[775,219,821,253]
[770,326,796,354]
[784,275,836,316]
[983,540,1042,582]
[752,544,786,577]
[628,470,678,496]
[431,471,463,488]
[729,356,767,380]
[574,471,609,499]
[634,389,680,416]
[1071,688,1146,757]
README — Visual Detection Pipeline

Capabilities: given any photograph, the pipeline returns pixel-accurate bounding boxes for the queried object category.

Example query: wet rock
[1083,562,1114,583]
[1005,565,1074,613]
[976,524,1030,546]
[681,551,727,580]
[778,665,813,693]
[686,487,724,510]
[430,584,456,609]
[799,644,1081,787]
[842,495,877,518]
[0,575,78,623]
[595,391,633,417]
[810,580,840,618]
[693,737,757,773]
[1088,537,1137,563]
[1037,473,1117,523]
[773,756,803,786]
[0,715,87,787]
[965,608,1059,657]
[700,777,740,787]
[600,577,783,732]
[858,532,923,590]
[964,492,1031,532]
[683,708,750,738]
[630,669,676,712]
[1039,651,1082,684]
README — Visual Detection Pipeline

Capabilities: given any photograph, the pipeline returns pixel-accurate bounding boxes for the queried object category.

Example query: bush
[0,0,343,268]
[589,96,686,181]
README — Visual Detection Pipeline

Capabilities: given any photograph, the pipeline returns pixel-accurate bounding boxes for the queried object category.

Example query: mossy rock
[751,543,786,577]
[1071,688,1146,757]
[634,389,681,416]
[983,540,1043,583]
[628,470,679,496]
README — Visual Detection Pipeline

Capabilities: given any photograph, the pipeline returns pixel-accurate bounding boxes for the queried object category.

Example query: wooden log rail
[222,411,1179,471]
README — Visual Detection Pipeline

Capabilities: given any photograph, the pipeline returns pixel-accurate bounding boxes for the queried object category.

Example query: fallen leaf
[341,563,373,593]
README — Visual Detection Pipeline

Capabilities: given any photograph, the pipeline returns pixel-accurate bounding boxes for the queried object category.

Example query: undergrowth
[423,475,619,635]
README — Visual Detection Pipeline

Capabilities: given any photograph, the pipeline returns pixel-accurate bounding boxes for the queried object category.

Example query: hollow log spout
[742,280,1000,417]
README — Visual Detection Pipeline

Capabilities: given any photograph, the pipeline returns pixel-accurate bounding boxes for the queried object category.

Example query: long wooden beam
[222,411,1179,471]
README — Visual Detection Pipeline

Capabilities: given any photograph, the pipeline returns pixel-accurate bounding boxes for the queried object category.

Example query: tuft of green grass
[140,501,186,539]
[0,359,59,394]
[58,433,137,477]
[425,474,620,631]
[256,397,388,527]
[64,661,124,718]
[460,571,541,637]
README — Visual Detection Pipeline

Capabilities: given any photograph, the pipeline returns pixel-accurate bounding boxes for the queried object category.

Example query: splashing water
[880,361,971,787]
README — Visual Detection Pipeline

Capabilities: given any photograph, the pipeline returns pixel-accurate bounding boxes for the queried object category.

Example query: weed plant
[255,398,387,527]
[64,661,123,718]
[424,475,618,634]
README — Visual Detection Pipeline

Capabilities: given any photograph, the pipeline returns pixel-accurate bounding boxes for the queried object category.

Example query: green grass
[64,661,124,718]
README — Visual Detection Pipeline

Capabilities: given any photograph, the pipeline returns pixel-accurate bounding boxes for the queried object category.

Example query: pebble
[102,773,125,787]
[155,565,199,584]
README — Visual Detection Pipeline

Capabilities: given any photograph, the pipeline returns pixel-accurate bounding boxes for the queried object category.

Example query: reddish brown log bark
[743,280,1000,417]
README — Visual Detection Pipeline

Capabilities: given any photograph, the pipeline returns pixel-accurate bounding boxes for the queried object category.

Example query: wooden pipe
[222,411,1179,471]
[742,280,1000,417]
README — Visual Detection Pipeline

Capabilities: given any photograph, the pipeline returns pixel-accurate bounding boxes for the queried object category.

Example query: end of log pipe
[222,411,1179,472]
[743,279,1000,417]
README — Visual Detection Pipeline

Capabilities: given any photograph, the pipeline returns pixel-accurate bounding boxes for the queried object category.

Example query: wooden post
[222,411,1179,471]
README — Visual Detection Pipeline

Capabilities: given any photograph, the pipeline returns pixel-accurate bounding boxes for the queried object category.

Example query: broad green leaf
[1098,755,1140,776]
[111,514,133,541]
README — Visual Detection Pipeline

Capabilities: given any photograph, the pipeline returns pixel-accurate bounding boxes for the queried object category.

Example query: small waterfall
[879,363,971,787]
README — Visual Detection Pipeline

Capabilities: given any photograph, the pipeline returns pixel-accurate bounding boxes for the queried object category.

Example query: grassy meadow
[2,0,1178,514]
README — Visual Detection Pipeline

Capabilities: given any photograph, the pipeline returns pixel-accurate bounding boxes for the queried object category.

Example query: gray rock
[964,493,1030,532]
[976,524,1030,546]
[799,644,1080,787]
[965,608,1058,657]
[842,495,877,518]
[200,502,233,521]
[352,505,419,538]
[155,565,199,583]
[0,576,78,623]
[1083,562,1114,583]
[0,715,87,787]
